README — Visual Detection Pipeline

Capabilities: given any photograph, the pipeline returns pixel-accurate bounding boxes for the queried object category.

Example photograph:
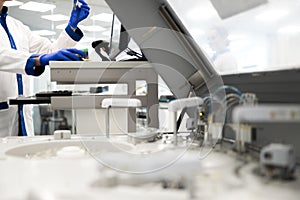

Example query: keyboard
[89,86,109,93]
[35,90,72,98]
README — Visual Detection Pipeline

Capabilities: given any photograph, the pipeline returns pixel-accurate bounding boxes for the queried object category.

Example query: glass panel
[168,0,300,75]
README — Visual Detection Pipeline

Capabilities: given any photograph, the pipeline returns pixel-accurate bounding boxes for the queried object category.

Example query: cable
[213,85,243,97]
[125,47,143,58]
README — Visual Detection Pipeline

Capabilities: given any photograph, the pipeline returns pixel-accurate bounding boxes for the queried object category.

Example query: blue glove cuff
[25,54,45,76]
[65,25,84,42]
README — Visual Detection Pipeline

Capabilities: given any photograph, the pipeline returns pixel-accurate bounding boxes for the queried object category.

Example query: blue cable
[213,85,243,97]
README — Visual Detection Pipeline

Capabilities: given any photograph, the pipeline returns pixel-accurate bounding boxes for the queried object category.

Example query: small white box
[54,130,71,140]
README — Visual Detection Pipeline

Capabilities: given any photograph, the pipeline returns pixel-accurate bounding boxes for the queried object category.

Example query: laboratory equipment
[2,0,300,199]
[108,14,130,60]
[49,61,159,134]
[53,130,72,140]
[260,143,296,179]
[105,0,224,100]
[168,97,203,145]
[101,98,142,137]
[35,90,73,97]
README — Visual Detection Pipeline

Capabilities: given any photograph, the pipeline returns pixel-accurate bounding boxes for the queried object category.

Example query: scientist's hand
[69,0,90,29]
[39,48,85,66]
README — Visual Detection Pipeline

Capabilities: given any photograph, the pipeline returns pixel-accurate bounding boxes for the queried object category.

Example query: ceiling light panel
[255,10,288,22]
[278,25,300,34]
[91,13,113,22]
[102,31,111,36]
[42,14,69,21]
[56,24,68,30]
[79,25,106,32]
[4,1,23,7]
[19,1,56,12]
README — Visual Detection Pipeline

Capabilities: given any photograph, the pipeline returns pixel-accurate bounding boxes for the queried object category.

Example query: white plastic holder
[101,98,142,138]
[53,130,71,140]
[232,104,300,152]
[168,97,203,146]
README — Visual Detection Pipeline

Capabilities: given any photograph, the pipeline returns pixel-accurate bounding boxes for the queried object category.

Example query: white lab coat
[213,51,238,75]
[0,15,78,137]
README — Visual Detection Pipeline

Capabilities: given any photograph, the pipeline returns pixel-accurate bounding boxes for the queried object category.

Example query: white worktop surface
[0,135,299,200]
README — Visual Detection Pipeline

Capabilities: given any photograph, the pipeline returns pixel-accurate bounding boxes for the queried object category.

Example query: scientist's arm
[27,0,90,54]
[28,48,85,76]
[0,46,84,76]
[0,47,85,76]
[0,1,89,76]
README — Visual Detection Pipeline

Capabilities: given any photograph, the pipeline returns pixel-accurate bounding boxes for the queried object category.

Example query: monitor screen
[109,15,130,60]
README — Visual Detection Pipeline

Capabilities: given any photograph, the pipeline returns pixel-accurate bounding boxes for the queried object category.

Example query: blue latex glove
[69,0,90,28]
[40,48,85,66]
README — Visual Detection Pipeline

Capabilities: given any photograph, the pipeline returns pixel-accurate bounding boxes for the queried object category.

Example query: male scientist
[0,0,90,137]
[207,26,238,74]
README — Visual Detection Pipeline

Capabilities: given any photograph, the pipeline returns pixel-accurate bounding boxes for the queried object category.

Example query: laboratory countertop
[0,135,299,200]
